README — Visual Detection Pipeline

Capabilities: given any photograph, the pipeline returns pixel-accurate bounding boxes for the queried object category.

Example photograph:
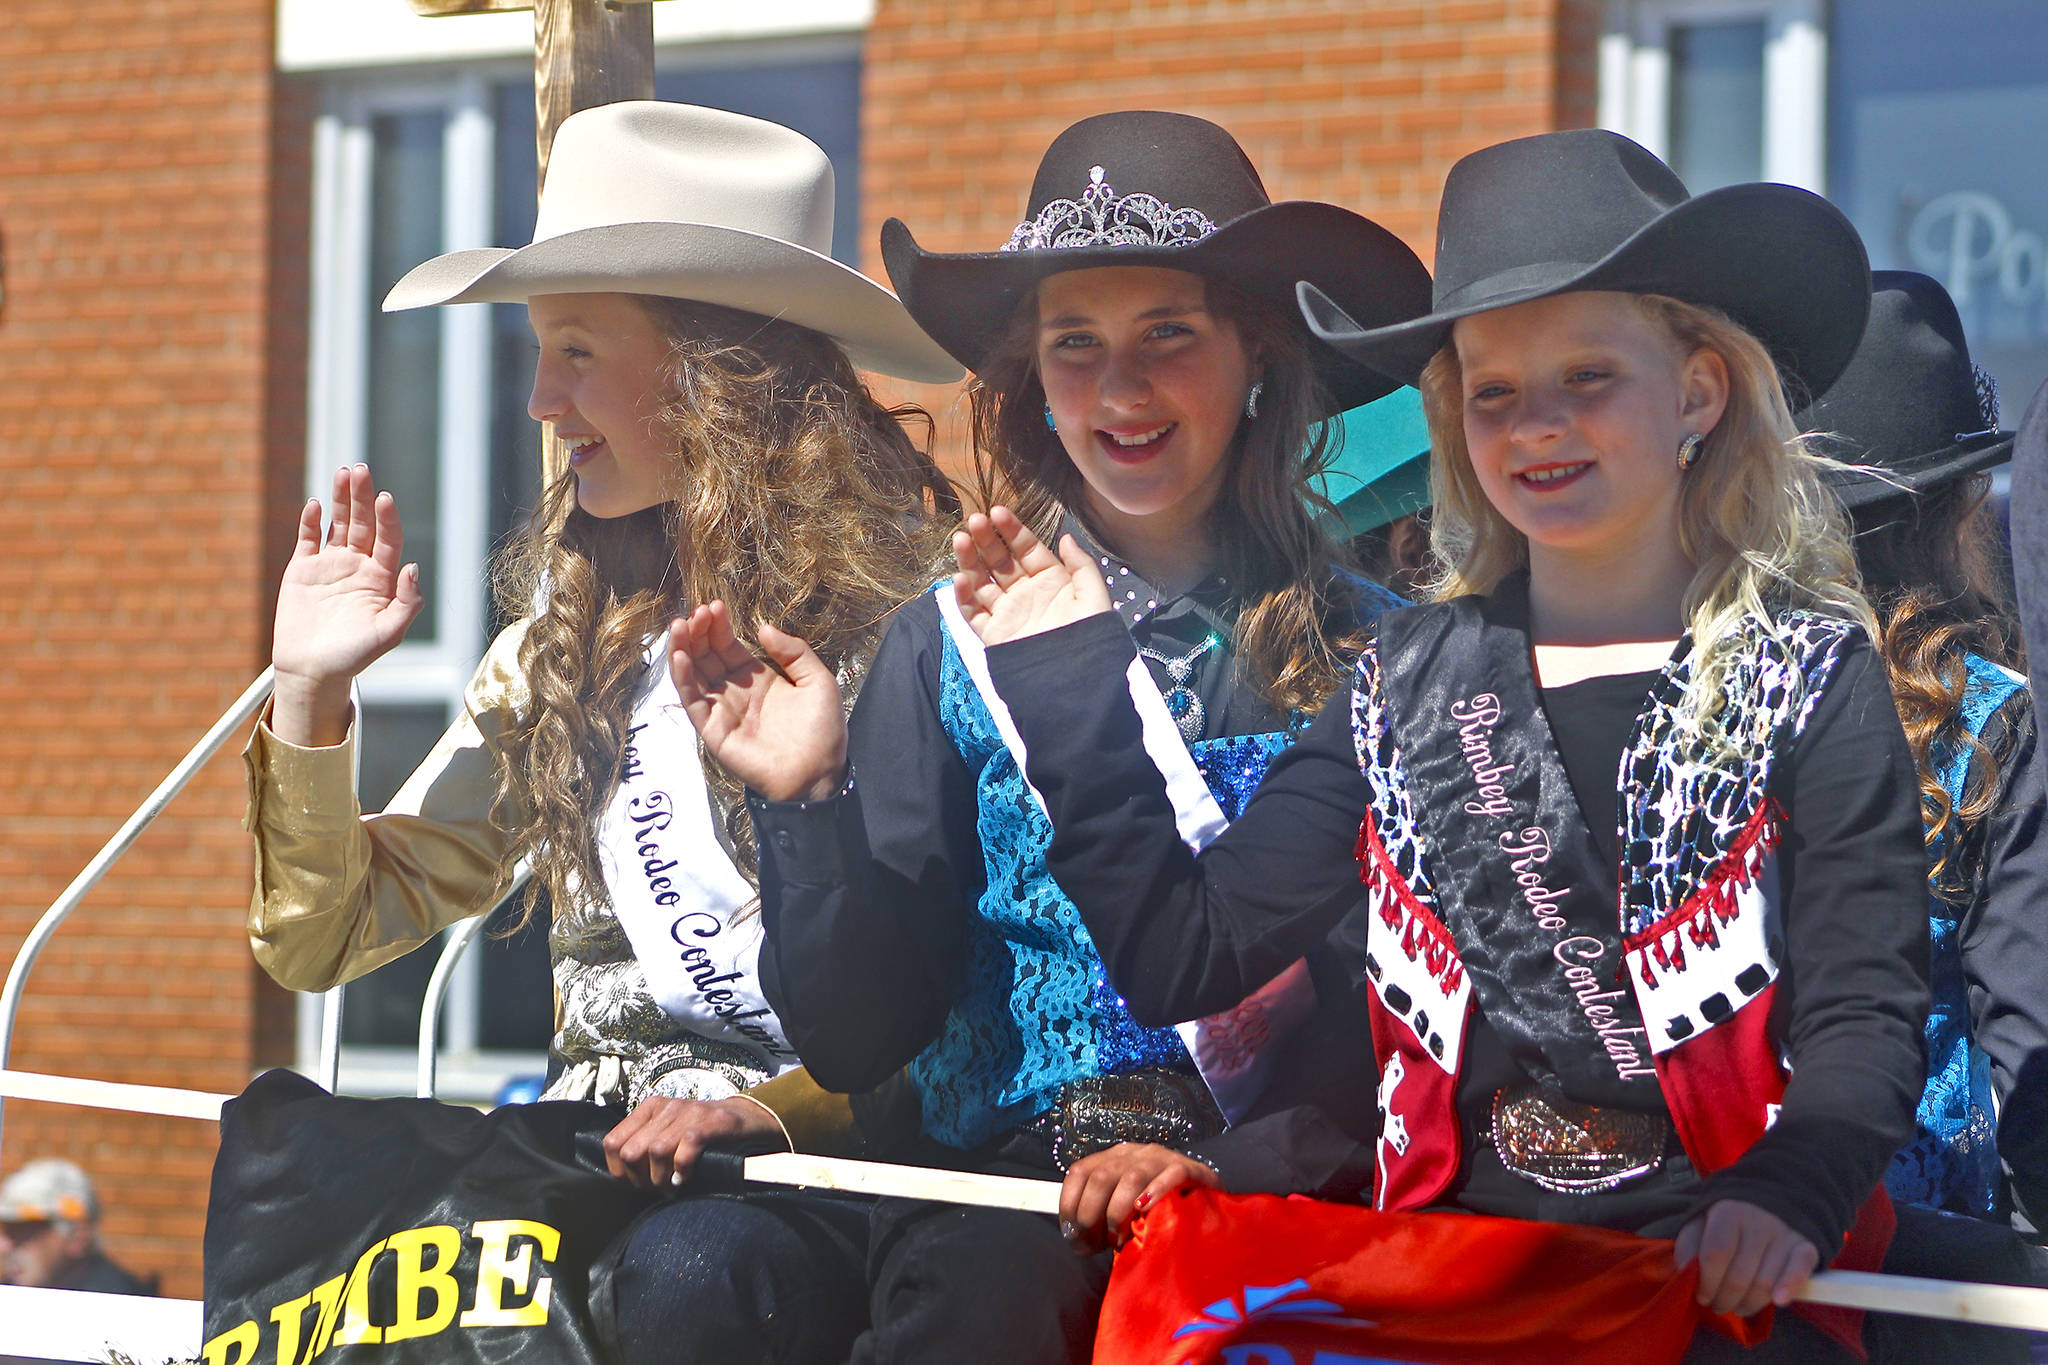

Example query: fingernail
[1059,1219,1076,1242]
[1134,1193,1153,1211]
[669,1170,684,1187]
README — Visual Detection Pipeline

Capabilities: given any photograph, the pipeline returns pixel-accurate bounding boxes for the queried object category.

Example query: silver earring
[1245,381,1264,420]
[1677,432,1705,471]
[1044,403,1057,433]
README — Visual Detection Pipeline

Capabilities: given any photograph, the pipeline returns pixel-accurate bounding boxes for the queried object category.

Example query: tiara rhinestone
[1001,165,1218,253]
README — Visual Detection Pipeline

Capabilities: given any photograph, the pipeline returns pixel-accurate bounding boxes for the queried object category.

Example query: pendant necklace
[1139,634,1220,743]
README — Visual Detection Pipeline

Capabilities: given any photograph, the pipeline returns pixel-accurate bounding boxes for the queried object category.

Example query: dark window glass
[1830,0,2048,416]
[367,112,446,640]
[1668,21,1765,193]
[342,702,453,1049]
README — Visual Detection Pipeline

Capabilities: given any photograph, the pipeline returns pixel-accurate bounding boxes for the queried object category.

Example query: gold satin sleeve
[244,622,531,993]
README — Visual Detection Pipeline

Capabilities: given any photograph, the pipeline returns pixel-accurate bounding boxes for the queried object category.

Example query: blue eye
[1050,332,1097,351]
[1148,320,1193,340]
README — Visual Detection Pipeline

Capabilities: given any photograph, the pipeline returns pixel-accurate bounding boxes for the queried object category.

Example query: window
[300,39,862,1099]
[1598,0,1826,192]
[1828,0,2048,420]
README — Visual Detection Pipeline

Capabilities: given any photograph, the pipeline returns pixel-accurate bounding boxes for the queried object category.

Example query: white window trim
[300,71,530,1103]
[1598,0,1828,192]
[277,0,873,72]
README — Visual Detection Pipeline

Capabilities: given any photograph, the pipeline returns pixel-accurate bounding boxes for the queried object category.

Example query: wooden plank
[532,0,656,482]
[404,0,669,15]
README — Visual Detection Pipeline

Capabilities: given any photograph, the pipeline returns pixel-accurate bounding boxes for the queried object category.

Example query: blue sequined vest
[909,629,1293,1149]
[1884,651,2024,1219]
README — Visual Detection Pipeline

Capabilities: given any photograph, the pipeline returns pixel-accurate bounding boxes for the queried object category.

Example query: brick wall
[0,0,285,1297]
[862,0,1602,467]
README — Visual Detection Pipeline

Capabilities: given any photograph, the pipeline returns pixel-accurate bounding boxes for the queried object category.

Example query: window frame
[1598,0,1828,193]
[299,65,537,1102]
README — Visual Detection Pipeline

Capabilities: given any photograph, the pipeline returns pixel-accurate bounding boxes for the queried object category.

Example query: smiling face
[1034,266,1256,549]
[526,292,676,519]
[1451,290,1728,569]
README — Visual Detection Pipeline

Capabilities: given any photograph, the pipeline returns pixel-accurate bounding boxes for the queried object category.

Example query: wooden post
[405,0,662,482]
[533,0,655,192]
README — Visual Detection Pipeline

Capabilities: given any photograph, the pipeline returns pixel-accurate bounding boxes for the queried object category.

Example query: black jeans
[594,1188,1112,1365]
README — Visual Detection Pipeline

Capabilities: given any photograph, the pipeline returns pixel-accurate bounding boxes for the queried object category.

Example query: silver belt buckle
[1489,1083,1669,1194]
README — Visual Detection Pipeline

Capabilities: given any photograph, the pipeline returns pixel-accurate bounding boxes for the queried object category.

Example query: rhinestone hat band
[1001,165,1219,253]
[1959,364,2002,440]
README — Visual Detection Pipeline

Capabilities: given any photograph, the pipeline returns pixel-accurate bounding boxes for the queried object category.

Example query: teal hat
[1313,385,1432,538]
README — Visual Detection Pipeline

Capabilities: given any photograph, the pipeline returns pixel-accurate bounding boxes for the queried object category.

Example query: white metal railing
[0,669,522,1362]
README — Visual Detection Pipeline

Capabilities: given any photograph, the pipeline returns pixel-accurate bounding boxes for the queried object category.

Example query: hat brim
[1823,430,2015,510]
[881,202,1433,417]
[384,222,963,385]
[1301,182,1871,400]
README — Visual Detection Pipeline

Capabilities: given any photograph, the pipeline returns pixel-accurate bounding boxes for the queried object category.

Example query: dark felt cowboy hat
[1802,271,2013,510]
[1297,128,1871,398]
[879,110,1432,416]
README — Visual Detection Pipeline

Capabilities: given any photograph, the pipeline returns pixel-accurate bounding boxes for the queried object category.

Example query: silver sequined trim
[1002,165,1218,253]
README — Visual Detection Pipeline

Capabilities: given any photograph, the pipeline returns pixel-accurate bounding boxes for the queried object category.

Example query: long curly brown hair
[968,276,1368,715]
[491,296,957,927]
[1851,473,2024,894]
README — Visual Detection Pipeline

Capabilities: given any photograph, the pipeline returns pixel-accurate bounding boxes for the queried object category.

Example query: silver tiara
[1001,165,1218,253]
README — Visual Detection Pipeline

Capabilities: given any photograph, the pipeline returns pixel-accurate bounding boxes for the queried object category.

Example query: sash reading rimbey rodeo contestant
[665,111,1429,1361]
[240,102,960,1359]
[954,129,1934,1363]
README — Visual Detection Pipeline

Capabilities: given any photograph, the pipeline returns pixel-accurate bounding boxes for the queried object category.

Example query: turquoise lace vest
[909,627,1293,1149]
[1883,651,2024,1218]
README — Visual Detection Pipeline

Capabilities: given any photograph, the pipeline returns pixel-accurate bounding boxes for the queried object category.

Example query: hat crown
[531,101,835,255]
[1805,271,2000,468]
[1432,129,1691,308]
[1009,111,1270,251]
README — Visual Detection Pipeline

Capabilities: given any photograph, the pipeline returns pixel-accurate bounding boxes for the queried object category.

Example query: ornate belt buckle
[1489,1083,1669,1194]
[1041,1071,1224,1170]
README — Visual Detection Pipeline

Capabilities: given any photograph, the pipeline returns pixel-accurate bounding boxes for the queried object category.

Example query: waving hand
[270,464,425,746]
[669,601,847,803]
[951,506,1112,646]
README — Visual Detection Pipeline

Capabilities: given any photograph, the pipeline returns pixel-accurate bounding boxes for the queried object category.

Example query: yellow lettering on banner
[386,1224,465,1341]
[268,1286,316,1365]
[460,1218,560,1326]
[330,1236,393,1346]
[199,1320,258,1365]
[300,1273,347,1358]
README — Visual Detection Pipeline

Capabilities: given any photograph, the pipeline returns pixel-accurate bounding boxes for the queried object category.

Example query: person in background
[0,1159,151,1295]
[1314,384,1438,597]
[1806,270,2047,1236]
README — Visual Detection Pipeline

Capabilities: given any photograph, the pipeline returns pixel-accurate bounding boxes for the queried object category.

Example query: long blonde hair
[492,296,957,926]
[968,275,1368,715]
[1418,293,1875,741]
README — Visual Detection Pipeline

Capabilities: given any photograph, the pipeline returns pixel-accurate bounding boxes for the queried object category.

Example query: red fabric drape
[1093,1189,1767,1365]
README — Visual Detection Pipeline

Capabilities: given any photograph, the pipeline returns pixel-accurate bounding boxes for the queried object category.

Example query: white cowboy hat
[383,101,962,384]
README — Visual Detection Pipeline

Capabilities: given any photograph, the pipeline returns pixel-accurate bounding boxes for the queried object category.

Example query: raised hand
[952,506,1112,646]
[669,601,847,803]
[1674,1198,1820,1318]
[270,465,425,747]
[1057,1142,1221,1253]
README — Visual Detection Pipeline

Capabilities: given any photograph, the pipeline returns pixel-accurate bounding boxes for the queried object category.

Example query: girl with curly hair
[241,101,960,1360]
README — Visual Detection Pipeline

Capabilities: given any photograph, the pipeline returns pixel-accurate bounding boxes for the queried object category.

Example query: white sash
[934,588,1314,1122]
[597,635,800,1076]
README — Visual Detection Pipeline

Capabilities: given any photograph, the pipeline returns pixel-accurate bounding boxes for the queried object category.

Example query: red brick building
[3,0,2042,1299]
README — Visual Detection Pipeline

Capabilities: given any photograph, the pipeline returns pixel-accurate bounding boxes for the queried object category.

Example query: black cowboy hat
[1802,271,2013,510]
[879,110,1432,416]
[1297,128,1871,399]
